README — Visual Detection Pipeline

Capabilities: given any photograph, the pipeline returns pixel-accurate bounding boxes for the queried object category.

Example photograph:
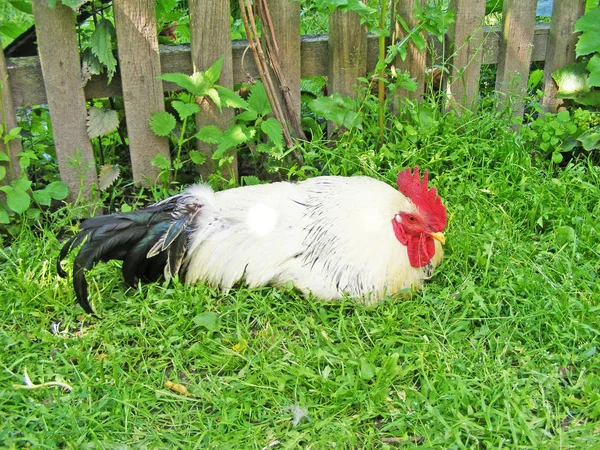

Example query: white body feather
[179,176,443,304]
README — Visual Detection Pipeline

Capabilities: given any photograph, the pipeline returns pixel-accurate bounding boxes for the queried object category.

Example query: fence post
[113,0,171,187]
[31,0,98,200]
[541,0,586,112]
[0,43,22,184]
[189,0,237,182]
[446,0,486,113]
[390,0,427,108]
[495,0,538,122]
[327,9,367,135]
[266,0,302,135]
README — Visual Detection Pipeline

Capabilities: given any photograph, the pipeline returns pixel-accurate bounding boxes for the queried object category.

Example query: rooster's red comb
[396,167,447,232]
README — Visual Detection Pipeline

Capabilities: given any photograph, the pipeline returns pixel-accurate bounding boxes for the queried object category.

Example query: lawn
[1,105,599,448]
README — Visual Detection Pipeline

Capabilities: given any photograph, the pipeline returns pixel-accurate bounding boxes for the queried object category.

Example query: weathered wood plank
[0,43,22,183]
[446,0,486,112]
[265,0,303,137]
[495,0,538,121]
[189,0,236,181]
[327,10,367,135]
[541,0,586,112]
[113,0,170,186]
[7,26,552,108]
[391,0,427,103]
[31,0,97,199]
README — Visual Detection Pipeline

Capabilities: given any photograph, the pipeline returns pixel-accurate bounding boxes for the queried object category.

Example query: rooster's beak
[430,231,446,245]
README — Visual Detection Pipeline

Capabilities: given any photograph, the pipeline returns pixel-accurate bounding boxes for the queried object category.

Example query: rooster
[58,167,447,314]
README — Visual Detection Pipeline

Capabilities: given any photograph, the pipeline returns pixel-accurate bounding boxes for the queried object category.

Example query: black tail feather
[58,193,204,314]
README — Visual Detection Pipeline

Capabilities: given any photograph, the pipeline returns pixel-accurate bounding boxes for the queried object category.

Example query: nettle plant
[149,57,287,186]
[552,4,600,109]
[0,100,69,224]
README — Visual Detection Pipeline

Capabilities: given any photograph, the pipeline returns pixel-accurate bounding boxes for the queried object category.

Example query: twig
[237,0,304,166]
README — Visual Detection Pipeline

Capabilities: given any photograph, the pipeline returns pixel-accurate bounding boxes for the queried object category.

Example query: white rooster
[58,167,447,313]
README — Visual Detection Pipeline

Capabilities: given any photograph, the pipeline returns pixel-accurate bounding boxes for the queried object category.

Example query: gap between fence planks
[31,0,97,200]
[542,0,586,112]
[189,0,237,181]
[113,0,171,187]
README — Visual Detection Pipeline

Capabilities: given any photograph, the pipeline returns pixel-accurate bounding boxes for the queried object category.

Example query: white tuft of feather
[183,184,215,206]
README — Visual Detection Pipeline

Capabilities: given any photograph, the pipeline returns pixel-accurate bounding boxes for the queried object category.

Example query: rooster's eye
[409,216,415,221]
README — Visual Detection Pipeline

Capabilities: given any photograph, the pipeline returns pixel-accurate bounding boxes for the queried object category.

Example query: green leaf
[160,73,202,95]
[19,155,30,171]
[241,175,260,186]
[261,118,284,149]
[556,110,570,122]
[192,312,220,331]
[574,7,600,57]
[0,166,5,181]
[0,209,9,224]
[12,177,31,192]
[6,188,31,214]
[90,18,117,82]
[172,101,200,120]
[33,189,52,207]
[189,150,206,165]
[0,152,9,162]
[81,47,104,84]
[309,94,362,130]
[359,359,376,380]
[151,154,171,171]
[204,57,224,85]
[98,164,121,191]
[45,181,69,200]
[235,110,259,122]
[87,107,120,139]
[216,86,247,109]
[204,88,222,111]
[9,0,33,14]
[213,124,254,159]
[578,126,600,151]
[555,225,576,246]
[552,63,589,95]
[586,54,600,87]
[551,151,563,164]
[247,82,271,116]
[195,125,223,143]
[149,112,176,137]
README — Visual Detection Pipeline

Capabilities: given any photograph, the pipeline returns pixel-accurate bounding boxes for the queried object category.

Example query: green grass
[1,105,600,448]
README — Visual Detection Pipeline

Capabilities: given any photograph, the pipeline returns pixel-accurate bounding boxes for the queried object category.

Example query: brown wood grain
[31,0,97,199]
[114,0,170,186]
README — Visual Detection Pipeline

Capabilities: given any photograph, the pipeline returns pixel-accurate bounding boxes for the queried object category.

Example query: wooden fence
[0,0,586,199]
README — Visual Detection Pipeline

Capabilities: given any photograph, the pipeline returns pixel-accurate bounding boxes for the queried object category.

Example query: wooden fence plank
[541,0,586,112]
[7,26,553,108]
[189,0,237,181]
[31,0,97,199]
[391,0,427,105]
[495,0,538,121]
[327,10,367,135]
[265,0,303,136]
[113,0,170,186]
[0,43,22,183]
[446,0,486,112]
